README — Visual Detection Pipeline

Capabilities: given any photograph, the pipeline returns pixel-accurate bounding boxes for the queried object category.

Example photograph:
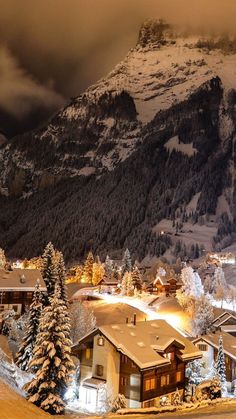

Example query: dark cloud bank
[0,0,235,136]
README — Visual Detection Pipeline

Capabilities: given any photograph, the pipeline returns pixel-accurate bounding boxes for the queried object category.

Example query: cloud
[0,0,235,133]
[0,46,64,120]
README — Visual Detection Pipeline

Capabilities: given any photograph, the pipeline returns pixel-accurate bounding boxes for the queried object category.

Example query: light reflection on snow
[77,289,187,336]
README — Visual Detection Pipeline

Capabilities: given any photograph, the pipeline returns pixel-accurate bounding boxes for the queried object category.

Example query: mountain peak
[137,19,174,47]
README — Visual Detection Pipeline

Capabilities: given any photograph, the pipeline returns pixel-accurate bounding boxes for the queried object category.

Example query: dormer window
[97,336,104,346]
[163,352,174,361]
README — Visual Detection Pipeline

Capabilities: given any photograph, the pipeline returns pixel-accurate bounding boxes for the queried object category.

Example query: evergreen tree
[191,295,214,336]
[26,284,74,415]
[212,266,227,295]
[104,255,113,282]
[92,259,105,286]
[186,360,203,385]
[181,266,204,298]
[121,272,134,296]
[55,251,68,305]
[216,335,227,395]
[16,280,42,371]
[41,242,58,301]
[81,251,94,283]
[121,248,132,275]
[69,301,96,344]
[131,265,142,291]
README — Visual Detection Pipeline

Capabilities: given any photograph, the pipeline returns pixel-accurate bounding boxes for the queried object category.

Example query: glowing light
[77,289,188,336]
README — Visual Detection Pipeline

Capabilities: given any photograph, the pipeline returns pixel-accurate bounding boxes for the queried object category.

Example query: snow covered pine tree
[131,265,142,291]
[181,265,204,298]
[26,284,74,414]
[41,242,58,302]
[16,280,42,371]
[191,295,214,336]
[215,335,227,395]
[55,251,68,306]
[121,248,132,275]
[81,251,94,283]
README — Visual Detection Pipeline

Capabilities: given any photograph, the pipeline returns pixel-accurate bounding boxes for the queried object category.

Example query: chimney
[133,313,137,326]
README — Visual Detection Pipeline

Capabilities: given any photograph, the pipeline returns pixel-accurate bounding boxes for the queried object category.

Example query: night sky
[0,0,235,137]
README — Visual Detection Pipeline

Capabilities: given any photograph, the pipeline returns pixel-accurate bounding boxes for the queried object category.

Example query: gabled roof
[76,319,202,370]
[193,331,236,361]
[212,312,236,327]
[0,269,46,291]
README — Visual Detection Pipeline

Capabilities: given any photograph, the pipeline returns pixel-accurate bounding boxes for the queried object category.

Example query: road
[75,289,190,336]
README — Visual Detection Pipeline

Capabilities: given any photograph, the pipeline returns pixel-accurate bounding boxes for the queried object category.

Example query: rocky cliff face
[0,21,236,261]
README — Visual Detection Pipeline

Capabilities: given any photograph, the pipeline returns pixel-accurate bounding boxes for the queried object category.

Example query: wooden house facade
[72,319,202,409]
[0,268,46,315]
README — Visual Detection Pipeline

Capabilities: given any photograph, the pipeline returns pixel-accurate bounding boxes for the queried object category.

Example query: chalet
[73,319,202,409]
[0,268,46,315]
[193,331,236,391]
[96,276,120,293]
[211,312,236,337]
[147,275,182,296]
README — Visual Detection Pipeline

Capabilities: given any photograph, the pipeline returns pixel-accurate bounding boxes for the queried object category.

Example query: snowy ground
[85,300,146,325]
[153,219,217,252]
[108,404,236,419]
[0,379,48,419]
[75,290,190,336]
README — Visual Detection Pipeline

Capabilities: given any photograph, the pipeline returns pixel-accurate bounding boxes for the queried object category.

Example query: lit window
[85,348,91,359]
[96,364,104,377]
[97,337,104,346]
[176,371,182,382]
[144,377,156,391]
[161,374,170,387]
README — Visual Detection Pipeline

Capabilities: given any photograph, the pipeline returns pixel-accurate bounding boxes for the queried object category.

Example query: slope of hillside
[0,21,236,261]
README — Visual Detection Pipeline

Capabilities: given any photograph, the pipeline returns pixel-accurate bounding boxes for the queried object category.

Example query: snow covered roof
[193,331,236,361]
[79,319,202,370]
[212,312,236,327]
[0,269,46,291]
[82,377,106,389]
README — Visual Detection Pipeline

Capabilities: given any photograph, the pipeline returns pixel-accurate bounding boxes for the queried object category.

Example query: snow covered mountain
[0,20,236,261]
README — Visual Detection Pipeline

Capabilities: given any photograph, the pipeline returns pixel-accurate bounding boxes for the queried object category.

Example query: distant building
[0,268,46,315]
[207,252,235,265]
[193,330,236,391]
[150,275,182,296]
[73,319,202,409]
[211,312,236,337]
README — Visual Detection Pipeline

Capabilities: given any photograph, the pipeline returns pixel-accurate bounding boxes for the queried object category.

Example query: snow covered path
[75,289,189,336]
[0,379,49,418]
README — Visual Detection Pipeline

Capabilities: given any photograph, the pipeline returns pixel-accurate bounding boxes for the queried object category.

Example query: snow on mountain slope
[85,36,236,124]
[1,23,236,197]
[1,21,236,261]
